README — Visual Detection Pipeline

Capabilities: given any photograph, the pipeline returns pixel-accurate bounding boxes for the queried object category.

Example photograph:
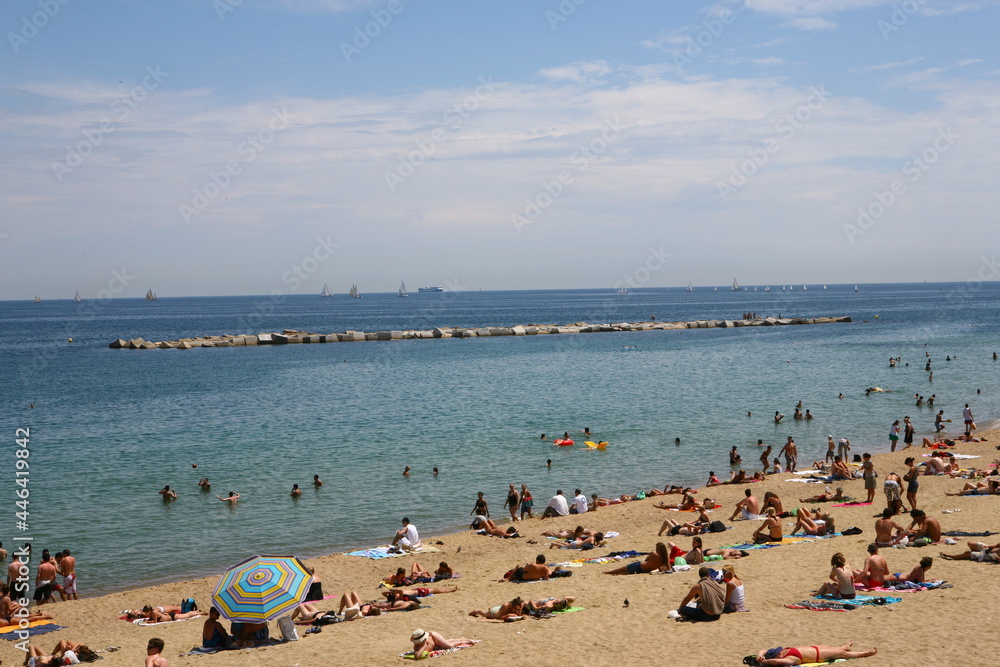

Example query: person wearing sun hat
[410,629,477,657]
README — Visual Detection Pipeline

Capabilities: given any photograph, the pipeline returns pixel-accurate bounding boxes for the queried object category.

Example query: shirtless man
[729,488,760,521]
[831,456,852,480]
[197,478,211,491]
[158,485,177,501]
[874,508,906,547]
[34,554,57,605]
[501,555,552,582]
[779,437,798,472]
[906,509,941,543]
[5,558,19,589]
[855,544,890,588]
[380,585,458,601]
[0,542,6,561]
[216,491,240,505]
[145,638,169,667]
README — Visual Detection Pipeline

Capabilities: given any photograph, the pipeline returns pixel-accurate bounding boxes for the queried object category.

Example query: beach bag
[842,527,863,536]
[708,520,727,533]
[277,614,299,641]
[180,598,197,613]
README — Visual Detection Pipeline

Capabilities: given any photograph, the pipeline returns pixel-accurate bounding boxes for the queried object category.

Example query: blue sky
[1,0,998,299]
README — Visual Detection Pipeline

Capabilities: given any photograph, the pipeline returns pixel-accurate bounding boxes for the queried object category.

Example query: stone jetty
[108,315,852,349]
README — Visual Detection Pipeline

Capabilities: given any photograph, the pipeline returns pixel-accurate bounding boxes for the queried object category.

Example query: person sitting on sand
[816,552,856,600]
[468,596,525,621]
[905,509,941,544]
[668,536,704,565]
[854,544,890,589]
[728,469,748,484]
[673,566,726,622]
[0,583,54,625]
[391,517,421,551]
[830,457,852,481]
[202,608,233,648]
[873,508,906,547]
[604,543,670,575]
[946,479,1000,496]
[800,487,846,503]
[707,471,722,486]
[145,637,168,667]
[769,459,783,474]
[751,508,782,543]
[762,491,783,516]
[549,531,605,550]
[790,507,835,536]
[722,565,747,613]
[730,489,761,521]
[501,555,555,582]
[941,542,1000,562]
[753,642,877,665]
[409,629,477,657]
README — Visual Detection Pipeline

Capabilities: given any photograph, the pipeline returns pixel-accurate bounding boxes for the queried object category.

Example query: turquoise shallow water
[2,283,998,595]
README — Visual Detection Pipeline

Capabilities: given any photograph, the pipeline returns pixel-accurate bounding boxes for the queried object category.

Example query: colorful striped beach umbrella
[211,555,311,623]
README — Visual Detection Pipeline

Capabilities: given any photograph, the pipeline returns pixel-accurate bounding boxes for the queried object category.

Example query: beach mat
[400,640,479,659]
[785,600,855,611]
[832,501,872,507]
[814,594,901,606]
[0,621,66,639]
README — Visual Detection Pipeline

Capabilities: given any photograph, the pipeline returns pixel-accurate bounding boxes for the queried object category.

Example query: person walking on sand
[470,492,489,518]
[519,484,533,519]
[779,437,797,473]
[504,484,520,522]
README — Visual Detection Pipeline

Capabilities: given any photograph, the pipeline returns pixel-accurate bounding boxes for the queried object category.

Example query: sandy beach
[5,428,1000,667]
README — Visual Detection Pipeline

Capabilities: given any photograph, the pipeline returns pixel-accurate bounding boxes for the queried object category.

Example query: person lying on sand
[790,507,835,536]
[704,547,750,560]
[752,642,877,666]
[541,526,592,539]
[388,562,433,586]
[475,518,520,538]
[941,542,1000,562]
[129,605,206,623]
[23,639,98,665]
[549,531,605,550]
[468,596,525,621]
[409,629,477,657]
[525,596,576,613]
[945,479,1000,496]
[923,456,955,476]
[381,585,458,601]
[654,493,699,511]
[658,518,706,537]
[604,543,670,575]
[500,555,557,582]
[800,487,846,503]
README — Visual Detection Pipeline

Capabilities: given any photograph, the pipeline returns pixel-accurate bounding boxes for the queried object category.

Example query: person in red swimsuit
[754,642,877,665]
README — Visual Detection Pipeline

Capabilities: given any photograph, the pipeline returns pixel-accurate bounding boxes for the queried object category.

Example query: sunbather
[790,507,835,536]
[468,597,525,620]
[945,479,1000,496]
[754,642,877,665]
[409,629,477,656]
[130,604,206,623]
[940,541,1000,562]
[800,487,846,503]
[604,542,670,574]
[549,531,605,550]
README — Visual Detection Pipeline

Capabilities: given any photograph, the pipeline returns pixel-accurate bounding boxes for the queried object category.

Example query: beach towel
[343,545,442,559]
[943,530,997,537]
[0,621,66,639]
[785,600,855,611]
[400,640,479,659]
[552,606,585,614]
[814,594,901,606]
[132,615,199,626]
[832,501,872,507]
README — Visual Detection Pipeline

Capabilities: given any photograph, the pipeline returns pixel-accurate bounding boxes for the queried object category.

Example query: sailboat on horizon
[320,283,333,297]
[349,284,362,298]
[145,289,157,301]
[686,281,694,292]
[74,291,82,302]
[398,281,409,297]
[731,278,740,291]
[764,285,771,292]
[854,284,859,293]
[33,295,41,303]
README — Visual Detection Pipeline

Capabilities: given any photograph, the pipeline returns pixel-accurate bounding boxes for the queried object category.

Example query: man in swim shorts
[874,508,906,547]
[883,473,903,515]
[59,550,77,601]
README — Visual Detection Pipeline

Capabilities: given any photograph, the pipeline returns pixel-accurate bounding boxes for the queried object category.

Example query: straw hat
[411,629,428,644]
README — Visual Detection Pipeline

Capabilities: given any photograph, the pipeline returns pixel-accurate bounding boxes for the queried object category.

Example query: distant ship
[398,281,409,297]
[320,283,333,298]
[854,284,859,293]
[731,278,740,291]
[145,289,157,301]
[74,291,82,302]
[686,281,693,292]
[33,295,41,303]
[765,285,771,292]
[418,286,444,293]
[618,287,628,294]
[802,285,807,291]
[349,284,362,298]
[823,285,828,290]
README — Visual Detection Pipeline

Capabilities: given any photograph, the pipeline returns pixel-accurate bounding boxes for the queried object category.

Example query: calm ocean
[2,283,998,595]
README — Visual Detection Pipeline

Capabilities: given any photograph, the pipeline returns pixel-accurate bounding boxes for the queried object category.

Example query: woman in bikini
[132,605,206,623]
[468,596,525,620]
[816,552,856,600]
[790,507,835,536]
[755,642,877,665]
[604,542,670,574]
[752,507,783,543]
[762,491,783,515]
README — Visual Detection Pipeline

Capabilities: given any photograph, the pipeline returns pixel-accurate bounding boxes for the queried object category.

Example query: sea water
[2,283,998,595]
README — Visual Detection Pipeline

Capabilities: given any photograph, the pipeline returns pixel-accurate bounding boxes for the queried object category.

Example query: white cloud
[273,0,383,14]
[782,16,838,29]
[858,58,923,71]
[538,61,614,84]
